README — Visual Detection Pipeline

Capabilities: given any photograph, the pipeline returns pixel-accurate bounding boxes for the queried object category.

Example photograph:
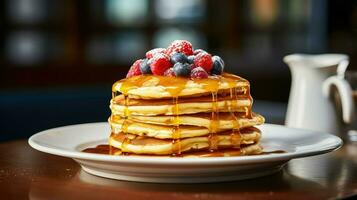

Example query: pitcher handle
[322,76,355,123]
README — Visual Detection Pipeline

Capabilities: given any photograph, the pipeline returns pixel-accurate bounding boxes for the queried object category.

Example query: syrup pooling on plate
[82,144,285,156]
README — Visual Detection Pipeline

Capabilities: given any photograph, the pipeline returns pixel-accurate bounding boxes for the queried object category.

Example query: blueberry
[170,52,188,64]
[187,55,195,64]
[173,62,191,77]
[211,55,225,75]
[140,59,152,74]
[194,49,207,55]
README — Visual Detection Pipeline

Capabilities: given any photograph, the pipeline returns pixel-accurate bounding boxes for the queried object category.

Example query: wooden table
[1,140,357,199]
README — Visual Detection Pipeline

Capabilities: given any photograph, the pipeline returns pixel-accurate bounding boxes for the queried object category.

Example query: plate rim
[28,122,343,165]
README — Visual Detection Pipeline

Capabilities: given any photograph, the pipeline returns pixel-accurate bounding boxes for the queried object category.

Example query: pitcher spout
[284,54,349,72]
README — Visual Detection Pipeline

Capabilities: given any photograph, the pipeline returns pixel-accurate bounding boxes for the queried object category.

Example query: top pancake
[112,73,250,99]
[110,94,252,116]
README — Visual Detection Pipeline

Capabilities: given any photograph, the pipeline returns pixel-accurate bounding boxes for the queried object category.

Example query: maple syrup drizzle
[208,91,219,150]
[197,76,220,151]
[120,116,131,152]
[246,86,253,119]
[171,96,181,155]
[224,75,243,148]
[229,88,241,147]
[115,76,144,154]
[113,94,130,153]
[156,76,187,156]
[123,95,130,117]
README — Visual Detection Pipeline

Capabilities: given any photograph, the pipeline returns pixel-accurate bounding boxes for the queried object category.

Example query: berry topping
[187,55,195,64]
[194,49,207,55]
[140,59,152,74]
[193,52,213,72]
[149,53,172,75]
[127,59,143,78]
[211,55,225,75]
[170,52,188,64]
[125,40,226,78]
[173,62,191,77]
[190,67,209,79]
[146,48,166,59]
[164,68,175,77]
[166,40,193,56]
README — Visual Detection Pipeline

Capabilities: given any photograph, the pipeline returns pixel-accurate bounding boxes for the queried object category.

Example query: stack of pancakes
[108,73,265,157]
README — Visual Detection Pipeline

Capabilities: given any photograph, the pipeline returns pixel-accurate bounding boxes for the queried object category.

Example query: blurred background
[1,0,357,141]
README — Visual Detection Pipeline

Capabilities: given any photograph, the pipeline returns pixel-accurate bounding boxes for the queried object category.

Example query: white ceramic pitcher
[284,54,354,135]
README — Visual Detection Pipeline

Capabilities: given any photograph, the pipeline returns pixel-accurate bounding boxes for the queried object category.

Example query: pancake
[109,127,261,155]
[113,92,250,106]
[109,113,264,139]
[123,112,265,129]
[110,98,252,116]
[110,119,214,139]
[113,73,250,99]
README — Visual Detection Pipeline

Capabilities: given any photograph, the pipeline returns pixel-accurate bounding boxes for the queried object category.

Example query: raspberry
[193,52,213,72]
[149,53,172,75]
[190,67,208,79]
[166,40,193,56]
[126,59,143,78]
[163,68,175,77]
[146,48,166,59]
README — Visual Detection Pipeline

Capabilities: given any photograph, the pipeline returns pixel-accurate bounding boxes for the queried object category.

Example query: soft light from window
[106,0,148,25]
[6,31,46,65]
[155,0,205,23]
[153,27,206,49]
[7,0,47,24]
[113,32,147,64]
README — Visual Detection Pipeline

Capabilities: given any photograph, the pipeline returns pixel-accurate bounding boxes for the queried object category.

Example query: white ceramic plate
[28,123,342,183]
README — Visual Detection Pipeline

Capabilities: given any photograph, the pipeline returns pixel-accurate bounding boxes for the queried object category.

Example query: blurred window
[153,27,206,49]
[249,0,279,28]
[86,36,113,64]
[106,0,149,25]
[113,32,147,64]
[6,31,47,65]
[7,0,48,24]
[154,0,205,23]
[86,32,147,65]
